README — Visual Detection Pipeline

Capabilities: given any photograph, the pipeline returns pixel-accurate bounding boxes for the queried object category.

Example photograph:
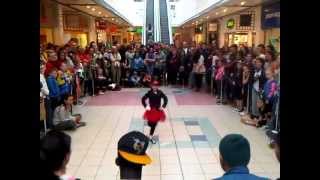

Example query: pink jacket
[215,66,225,80]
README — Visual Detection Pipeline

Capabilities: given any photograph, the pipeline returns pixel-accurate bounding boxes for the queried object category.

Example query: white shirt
[40,74,49,98]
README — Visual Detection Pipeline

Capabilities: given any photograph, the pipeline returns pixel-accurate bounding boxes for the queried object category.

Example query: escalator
[159,0,170,44]
[145,0,154,44]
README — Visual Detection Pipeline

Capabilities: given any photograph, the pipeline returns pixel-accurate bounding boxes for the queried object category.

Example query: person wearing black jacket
[179,42,192,86]
[142,80,168,144]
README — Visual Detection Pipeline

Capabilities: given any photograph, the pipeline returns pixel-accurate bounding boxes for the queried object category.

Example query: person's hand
[146,106,151,111]
[232,81,236,85]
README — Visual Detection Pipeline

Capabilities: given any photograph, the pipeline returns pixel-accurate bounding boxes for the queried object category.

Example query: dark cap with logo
[118,131,152,165]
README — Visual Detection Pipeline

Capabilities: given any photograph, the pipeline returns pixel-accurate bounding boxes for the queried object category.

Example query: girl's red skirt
[143,108,166,123]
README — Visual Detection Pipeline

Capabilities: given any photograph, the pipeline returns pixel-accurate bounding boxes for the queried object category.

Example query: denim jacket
[214,166,269,180]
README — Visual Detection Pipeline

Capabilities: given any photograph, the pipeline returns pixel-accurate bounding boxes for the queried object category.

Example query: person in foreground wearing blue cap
[214,134,270,180]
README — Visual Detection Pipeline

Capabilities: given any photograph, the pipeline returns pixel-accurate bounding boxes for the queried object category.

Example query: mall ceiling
[50,0,134,27]
[179,0,275,27]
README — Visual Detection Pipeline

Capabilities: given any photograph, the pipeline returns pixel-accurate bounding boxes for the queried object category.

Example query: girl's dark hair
[40,130,71,179]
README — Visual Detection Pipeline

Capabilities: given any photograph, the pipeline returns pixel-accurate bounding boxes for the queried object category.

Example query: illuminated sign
[226,19,235,29]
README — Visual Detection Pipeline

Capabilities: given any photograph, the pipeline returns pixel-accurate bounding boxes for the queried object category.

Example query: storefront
[194,24,205,44]
[40,0,56,44]
[218,6,264,48]
[261,1,280,52]
[127,27,142,44]
[207,22,218,46]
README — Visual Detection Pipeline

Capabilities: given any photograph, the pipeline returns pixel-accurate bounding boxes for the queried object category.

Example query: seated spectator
[214,134,269,180]
[40,130,79,180]
[53,94,86,131]
[130,71,142,87]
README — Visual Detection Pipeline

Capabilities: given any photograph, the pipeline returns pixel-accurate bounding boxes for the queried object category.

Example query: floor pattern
[66,87,280,180]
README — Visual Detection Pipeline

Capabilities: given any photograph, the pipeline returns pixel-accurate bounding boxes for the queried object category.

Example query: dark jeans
[194,73,203,90]
[54,120,77,131]
[168,70,178,85]
[84,79,93,96]
[148,121,158,136]
[50,97,60,112]
[45,98,53,129]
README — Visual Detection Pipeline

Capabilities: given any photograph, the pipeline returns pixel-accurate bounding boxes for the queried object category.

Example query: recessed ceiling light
[241,1,246,6]
[216,12,219,15]
[86,6,90,9]
[112,18,115,21]
[223,8,227,12]
[206,16,210,19]
[92,8,96,11]
[98,11,102,14]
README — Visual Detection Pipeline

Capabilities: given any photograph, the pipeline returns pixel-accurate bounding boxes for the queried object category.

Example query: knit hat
[219,134,251,167]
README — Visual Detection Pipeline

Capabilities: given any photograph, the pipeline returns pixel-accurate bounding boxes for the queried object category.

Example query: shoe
[149,137,156,144]
[232,108,239,112]
[240,112,246,116]
[99,91,105,95]
[76,122,86,128]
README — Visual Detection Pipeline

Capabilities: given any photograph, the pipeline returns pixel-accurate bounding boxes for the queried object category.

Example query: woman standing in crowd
[167,46,180,86]
[145,47,156,76]
[193,49,206,92]
[251,57,267,119]
[110,46,122,85]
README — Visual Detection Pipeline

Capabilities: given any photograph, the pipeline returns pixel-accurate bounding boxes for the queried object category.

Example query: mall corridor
[64,87,279,180]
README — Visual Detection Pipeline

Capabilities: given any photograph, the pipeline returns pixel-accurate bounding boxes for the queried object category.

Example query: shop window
[63,14,88,32]
[237,11,255,31]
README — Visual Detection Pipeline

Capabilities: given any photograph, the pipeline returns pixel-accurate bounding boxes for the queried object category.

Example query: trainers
[99,91,105,95]
[240,112,246,116]
[149,137,156,144]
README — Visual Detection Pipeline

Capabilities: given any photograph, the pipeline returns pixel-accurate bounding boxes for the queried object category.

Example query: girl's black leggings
[148,121,158,136]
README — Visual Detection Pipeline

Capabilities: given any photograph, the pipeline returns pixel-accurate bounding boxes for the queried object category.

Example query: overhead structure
[49,0,134,27]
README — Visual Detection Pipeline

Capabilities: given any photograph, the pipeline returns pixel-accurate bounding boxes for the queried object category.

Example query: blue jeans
[146,64,154,75]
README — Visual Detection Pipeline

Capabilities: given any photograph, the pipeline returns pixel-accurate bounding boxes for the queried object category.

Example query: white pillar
[254,6,264,46]
[88,16,97,43]
[52,4,64,45]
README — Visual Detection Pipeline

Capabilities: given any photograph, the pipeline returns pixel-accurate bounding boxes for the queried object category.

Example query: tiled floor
[66,87,280,180]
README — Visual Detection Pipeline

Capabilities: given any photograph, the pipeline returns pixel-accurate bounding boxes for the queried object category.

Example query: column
[88,16,97,43]
[52,3,64,45]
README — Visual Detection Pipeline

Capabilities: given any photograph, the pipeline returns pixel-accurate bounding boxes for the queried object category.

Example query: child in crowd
[141,73,152,87]
[251,58,266,119]
[130,71,141,87]
[53,94,86,131]
[241,64,251,116]
[215,60,225,103]
[142,80,168,144]
[47,68,61,112]
[263,68,278,121]
[231,61,243,112]
[57,63,73,99]
[95,67,107,95]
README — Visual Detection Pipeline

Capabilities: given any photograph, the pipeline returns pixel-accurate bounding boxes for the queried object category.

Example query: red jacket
[45,59,64,76]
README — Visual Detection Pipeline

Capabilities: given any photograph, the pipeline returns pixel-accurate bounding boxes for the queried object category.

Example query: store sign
[96,19,107,29]
[261,2,280,29]
[226,19,235,29]
[208,23,217,32]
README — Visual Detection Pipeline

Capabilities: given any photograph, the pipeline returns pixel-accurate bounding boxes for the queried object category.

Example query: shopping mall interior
[40,0,280,179]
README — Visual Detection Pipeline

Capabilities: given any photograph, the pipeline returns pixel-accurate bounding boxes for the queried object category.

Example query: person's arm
[41,76,50,96]
[268,82,277,98]
[141,92,149,108]
[161,91,168,108]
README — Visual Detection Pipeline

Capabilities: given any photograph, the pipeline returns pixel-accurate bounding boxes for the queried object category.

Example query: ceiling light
[206,16,210,19]
[112,18,115,21]
[105,15,108,17]
[241,1,246,6]
[223,8,227,12]
[92,8,96,11]
[216,12,219,15]
[98,11,102,14]
[86,6,90,9]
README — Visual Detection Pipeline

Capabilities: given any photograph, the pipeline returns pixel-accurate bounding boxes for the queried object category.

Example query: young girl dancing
[141,80,168,144]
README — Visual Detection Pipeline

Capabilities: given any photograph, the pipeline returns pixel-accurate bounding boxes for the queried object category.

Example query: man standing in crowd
[179,41,192,86]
